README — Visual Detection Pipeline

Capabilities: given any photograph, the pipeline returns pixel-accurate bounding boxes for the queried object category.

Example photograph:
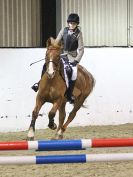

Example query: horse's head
[45,37,62,79]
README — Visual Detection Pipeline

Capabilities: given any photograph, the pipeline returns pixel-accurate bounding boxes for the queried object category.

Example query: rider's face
[68,22,77,30]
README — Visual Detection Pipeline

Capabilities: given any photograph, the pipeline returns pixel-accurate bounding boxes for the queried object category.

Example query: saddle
[59,57,82,100]
[61,55,73,81]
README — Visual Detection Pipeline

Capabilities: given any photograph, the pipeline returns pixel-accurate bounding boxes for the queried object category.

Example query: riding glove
[71,60,79,66]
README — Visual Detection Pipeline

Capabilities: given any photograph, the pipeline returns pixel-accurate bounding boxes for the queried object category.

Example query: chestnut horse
[27,37,95,140]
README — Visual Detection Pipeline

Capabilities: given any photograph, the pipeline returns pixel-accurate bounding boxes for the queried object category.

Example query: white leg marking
[28,128,34,138]
[57,129,63,136]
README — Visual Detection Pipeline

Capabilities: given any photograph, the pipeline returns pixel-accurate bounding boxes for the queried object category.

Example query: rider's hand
[71,60,79,66]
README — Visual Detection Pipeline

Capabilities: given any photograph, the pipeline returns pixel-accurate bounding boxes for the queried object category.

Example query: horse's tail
[89,72,96,93]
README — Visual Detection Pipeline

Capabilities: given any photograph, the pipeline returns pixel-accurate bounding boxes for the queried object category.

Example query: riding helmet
[67,13,80,24]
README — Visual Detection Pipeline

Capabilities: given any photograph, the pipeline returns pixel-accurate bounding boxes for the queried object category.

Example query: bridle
[45,47,61,77]
[45,59,59,69]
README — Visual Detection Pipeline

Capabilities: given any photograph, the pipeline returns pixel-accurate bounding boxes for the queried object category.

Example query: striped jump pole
[0,153,133,164]
[0,138,133,151]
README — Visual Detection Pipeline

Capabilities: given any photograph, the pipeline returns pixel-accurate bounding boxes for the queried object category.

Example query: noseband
[46,59,59,68]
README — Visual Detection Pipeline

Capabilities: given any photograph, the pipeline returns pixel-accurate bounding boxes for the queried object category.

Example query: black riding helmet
[67,13,79,24]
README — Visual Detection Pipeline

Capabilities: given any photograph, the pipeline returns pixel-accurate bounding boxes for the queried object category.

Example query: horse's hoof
[51,137,56,140]
[48,123,57,130]
[26,137,34,141]
[52,134,63,140]
[58,134,63,139]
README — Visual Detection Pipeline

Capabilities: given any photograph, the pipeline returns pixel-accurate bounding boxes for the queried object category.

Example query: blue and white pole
[0,153,133,164]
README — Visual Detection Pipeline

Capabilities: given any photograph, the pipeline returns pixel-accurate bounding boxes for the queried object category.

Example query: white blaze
[48,60,54,76]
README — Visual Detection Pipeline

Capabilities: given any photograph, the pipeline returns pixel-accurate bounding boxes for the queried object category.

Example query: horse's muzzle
[46,70,55,79]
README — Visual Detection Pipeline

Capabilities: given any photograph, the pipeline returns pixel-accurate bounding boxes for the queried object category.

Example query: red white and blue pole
[0,138,133,151]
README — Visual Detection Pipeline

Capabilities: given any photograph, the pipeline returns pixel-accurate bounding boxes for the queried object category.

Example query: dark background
[41,0,56,47]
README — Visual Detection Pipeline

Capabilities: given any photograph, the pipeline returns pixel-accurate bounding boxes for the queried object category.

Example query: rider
[31,13,84,103]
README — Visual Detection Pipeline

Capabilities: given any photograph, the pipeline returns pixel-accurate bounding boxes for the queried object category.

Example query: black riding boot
[31,82,40,92]
[66,80,76,104]
[31,64,46,92]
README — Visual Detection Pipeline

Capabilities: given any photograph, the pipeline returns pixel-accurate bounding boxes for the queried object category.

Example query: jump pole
[0,153,133,164]
[0,138,133,151]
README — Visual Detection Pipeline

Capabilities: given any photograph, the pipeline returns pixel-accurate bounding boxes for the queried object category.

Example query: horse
[27,37,95,140]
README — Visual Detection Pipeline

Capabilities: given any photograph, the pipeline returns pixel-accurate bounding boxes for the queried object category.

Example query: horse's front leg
[48,98,62,130]
[53,100,66,139]
[27,110,38,140]
[27,96,45,140]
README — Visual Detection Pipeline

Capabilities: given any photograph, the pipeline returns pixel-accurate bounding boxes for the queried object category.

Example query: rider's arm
[75,31,84,63]
[56,28,64,42]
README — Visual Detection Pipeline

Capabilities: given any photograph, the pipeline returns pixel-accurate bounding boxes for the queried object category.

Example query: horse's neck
[41,60,65,86]
[43,70,64,84]
[59,60,66,81]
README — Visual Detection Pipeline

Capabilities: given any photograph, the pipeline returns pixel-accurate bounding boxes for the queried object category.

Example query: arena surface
[0,124,133,177]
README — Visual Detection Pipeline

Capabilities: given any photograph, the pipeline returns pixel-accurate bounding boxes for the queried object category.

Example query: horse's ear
[55,39,63,48]
[60,41,63,50]
[46,38,51,47]
[46,37,55,47]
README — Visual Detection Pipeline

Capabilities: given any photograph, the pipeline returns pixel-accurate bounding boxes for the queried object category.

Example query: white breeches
[62,59,77,88]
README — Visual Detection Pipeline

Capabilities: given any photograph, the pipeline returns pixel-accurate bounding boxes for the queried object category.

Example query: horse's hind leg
[62,96,86,133]
[27,96,45,140]
[54,101,66,139]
